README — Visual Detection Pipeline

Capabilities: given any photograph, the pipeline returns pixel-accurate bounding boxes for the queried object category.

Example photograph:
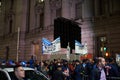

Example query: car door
[0,70,10,80]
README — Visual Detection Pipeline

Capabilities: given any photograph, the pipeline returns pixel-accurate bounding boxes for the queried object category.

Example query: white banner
[52,37,61,52]
[75,40,87,54]
[42,37,61,54]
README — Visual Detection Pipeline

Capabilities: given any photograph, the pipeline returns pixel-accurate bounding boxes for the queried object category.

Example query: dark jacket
[52,70,65,80]
[90,66,101,80]
[74,64,82,80]
[90,66,105,80]
[11,77,27,80]
[108,63,119,77]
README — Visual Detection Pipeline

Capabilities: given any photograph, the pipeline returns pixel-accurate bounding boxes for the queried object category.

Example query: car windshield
[8,70,48,80]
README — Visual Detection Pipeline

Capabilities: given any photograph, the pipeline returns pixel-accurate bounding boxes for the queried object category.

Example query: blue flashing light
[20,61,27,67]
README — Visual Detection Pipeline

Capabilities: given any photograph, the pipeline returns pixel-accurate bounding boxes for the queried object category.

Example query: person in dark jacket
[62,60,70,80]
[74,60,82,80]
[91,57,106,80]
[52,64,65,80]
[107,58,119,77]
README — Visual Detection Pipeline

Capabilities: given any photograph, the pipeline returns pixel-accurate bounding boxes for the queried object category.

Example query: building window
[10,0,14,9]
[26,0,31,33]
[112,0,120,15]
[56,8,61,17]
[96,36,108,57]
[98,0,105,15]
[75,2,82,19]
[9,20,13,33]
[40,12,44,29]
[100,36,106,42]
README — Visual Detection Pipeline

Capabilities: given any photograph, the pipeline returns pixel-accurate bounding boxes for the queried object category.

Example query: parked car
[0,67,49,80]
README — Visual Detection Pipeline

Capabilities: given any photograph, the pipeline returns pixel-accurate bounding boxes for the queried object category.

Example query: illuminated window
[0,2,1,6]
[0,0,1,6]
[100,36,106,42]
[0,1,1,13]
[38,0,44,3]
[100,47,103,52]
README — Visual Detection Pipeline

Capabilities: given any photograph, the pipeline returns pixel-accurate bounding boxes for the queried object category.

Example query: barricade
[107,77,120,80]
[82,75,120,80]
[82,75,88,80]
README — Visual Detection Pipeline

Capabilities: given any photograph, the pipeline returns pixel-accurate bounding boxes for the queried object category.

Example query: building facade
[0,0,120,61]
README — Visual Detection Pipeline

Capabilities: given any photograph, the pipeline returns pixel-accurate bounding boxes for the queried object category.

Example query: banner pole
[16,27,20,62]
[67,42,70,61]
[41,40,43,71]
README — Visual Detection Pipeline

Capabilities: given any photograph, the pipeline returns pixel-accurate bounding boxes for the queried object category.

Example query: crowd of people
[0,56,120,80]
[27,56,120,80]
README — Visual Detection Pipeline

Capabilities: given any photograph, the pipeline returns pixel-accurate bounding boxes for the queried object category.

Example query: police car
[0,67,49,80]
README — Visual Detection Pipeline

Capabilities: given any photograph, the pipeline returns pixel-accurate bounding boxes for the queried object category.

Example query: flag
[75,40,84,54]
[42,38,52,46]
[52,37,61,52]
[42,38,52,54]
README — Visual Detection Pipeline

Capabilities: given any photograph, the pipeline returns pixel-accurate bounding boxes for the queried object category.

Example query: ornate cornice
[75,0,84,4]
[50,0,62,9]
[35,3,44,14]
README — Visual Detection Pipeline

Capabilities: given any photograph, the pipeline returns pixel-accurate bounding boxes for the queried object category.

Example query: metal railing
[82,75,120,80]
[107,77,120,80]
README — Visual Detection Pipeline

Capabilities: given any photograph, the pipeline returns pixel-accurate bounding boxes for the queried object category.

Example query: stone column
[81,0,94,54]
[44,0,51,28]
[30,0,36,30]
[70,0,75,19]
[36,13,40,28]
[62,0,70,19]
[82,0,94,19]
